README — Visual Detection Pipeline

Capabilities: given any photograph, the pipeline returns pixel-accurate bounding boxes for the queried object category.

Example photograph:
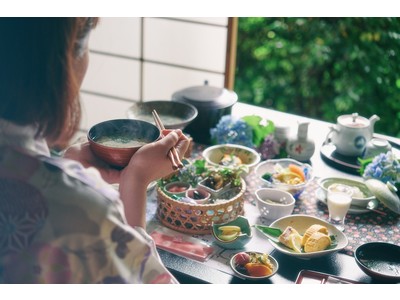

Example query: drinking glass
[326,185,353,231]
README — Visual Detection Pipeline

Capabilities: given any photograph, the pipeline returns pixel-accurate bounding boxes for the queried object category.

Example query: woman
[0,18,189,283]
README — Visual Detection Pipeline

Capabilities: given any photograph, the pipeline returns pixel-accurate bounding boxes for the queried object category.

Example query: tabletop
[146,102,400,284]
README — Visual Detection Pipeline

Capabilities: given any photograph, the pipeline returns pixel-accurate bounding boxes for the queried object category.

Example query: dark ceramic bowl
[355,242,400,282]
[126,100,198,130]
[88,119,160,168]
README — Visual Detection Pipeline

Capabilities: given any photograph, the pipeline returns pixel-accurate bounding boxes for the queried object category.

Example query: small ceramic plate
[211,216,253,250]
[259,215,348,259]
[316,188,372,214]
[230,251,279,281]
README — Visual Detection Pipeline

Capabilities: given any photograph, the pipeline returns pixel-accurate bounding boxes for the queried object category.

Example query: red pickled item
[234,252,251,266]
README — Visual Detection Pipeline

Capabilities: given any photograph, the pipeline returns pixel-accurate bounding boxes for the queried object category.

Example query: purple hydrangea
[258,134,280,160]
[210,115,253,148]
[362,151,400,185]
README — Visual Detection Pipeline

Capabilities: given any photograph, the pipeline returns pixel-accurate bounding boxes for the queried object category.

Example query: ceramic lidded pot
[326,113,380,157]
[172,80,238,144]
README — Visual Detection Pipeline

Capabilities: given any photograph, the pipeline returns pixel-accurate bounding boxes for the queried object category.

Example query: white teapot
[326,113,380,157]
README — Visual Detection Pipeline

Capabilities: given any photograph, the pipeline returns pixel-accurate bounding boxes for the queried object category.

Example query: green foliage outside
[234,17,400,138]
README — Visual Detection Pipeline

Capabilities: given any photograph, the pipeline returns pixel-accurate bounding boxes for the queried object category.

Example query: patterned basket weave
[156,179,246,234]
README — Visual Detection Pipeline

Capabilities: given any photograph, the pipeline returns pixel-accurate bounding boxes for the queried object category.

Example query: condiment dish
[163,181,191,198]
[211,216,252,249]
[230,251,278,281]
[255,188,295,221]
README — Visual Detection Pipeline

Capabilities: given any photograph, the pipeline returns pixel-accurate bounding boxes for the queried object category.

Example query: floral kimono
[0,119,178,284]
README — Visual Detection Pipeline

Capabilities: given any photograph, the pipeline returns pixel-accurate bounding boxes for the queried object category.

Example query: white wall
[79,17,229,134]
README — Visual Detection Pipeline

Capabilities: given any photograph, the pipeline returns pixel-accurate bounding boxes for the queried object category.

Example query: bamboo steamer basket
[156,179,246,234]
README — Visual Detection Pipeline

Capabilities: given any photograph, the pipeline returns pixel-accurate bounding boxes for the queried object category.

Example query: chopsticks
[152,109,184,170]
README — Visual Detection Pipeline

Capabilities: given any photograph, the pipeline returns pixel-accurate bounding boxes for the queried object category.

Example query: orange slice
[288,164,305,182]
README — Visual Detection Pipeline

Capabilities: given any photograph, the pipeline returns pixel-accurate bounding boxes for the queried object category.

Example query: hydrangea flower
[362,151,400,186]
[210,115,253,148]
[258,134,280,160]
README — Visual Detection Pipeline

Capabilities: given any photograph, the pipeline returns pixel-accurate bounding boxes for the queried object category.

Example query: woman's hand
[122,129,190,186]
[119,129,190,228]
[63,140,121,184]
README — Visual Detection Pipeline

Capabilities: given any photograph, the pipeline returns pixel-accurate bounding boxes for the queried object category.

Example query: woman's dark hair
[0,17,98,147]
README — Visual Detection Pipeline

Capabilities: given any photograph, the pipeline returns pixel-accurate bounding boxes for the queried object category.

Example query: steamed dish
[328,183,365,198]
[95,135,148,148]
[278,224,332,253]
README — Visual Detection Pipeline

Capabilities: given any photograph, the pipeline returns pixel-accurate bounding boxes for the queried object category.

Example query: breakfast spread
[279,224,332,253]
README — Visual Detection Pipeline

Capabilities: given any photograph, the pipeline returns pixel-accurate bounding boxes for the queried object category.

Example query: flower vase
[286,122,315,162]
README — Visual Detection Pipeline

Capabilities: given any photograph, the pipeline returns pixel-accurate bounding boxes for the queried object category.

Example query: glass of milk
[327,184,353,231]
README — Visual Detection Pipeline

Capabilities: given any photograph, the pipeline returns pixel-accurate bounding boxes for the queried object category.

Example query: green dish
[318,177,375,207]
[211,216,253,250]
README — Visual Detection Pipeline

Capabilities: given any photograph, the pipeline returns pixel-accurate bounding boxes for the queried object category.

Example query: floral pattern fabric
[0,119,177,284]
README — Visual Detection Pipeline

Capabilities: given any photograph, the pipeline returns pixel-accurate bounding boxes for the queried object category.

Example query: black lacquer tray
[320,137,400,175]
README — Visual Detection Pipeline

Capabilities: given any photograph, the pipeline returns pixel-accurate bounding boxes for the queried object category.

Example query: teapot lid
[338,113,369,128]
[172,80,238,109]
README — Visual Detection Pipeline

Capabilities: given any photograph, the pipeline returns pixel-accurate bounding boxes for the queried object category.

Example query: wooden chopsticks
[152,109,184,170]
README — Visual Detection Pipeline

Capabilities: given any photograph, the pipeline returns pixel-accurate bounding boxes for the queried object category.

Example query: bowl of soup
[88,119,160,168]
[126,100,198,130]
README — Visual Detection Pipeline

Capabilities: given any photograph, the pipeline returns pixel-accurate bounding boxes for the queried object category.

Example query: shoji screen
[79,17,229,136]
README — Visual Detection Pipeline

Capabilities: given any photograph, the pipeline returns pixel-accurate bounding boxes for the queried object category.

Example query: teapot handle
[325,125,337,145]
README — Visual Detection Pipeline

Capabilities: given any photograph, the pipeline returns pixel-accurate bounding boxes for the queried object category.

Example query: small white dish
[255,188,295,220]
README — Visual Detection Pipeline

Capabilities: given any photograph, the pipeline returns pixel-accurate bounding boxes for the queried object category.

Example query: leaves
[241,115,275,147]
[236,17,400,138]
[254,225,283,237]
